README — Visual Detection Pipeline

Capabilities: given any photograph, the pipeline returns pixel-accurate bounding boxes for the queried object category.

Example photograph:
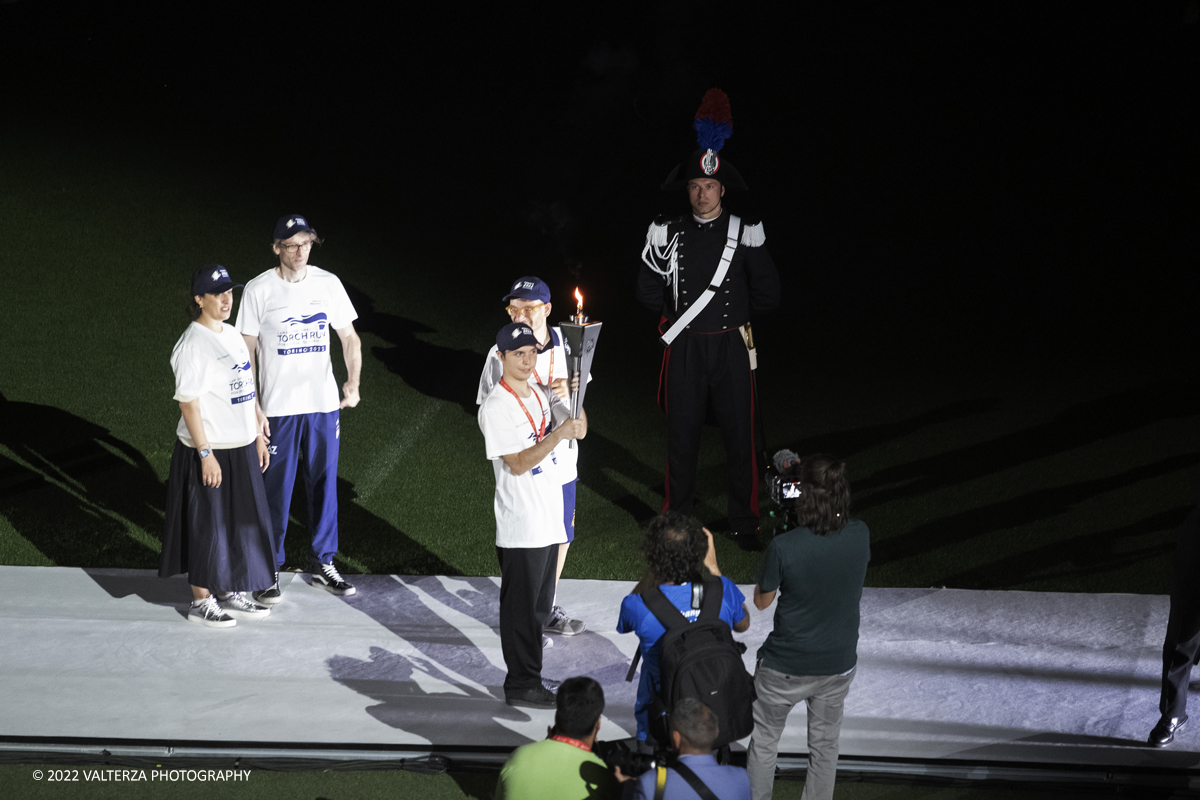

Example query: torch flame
[575,288,583,307]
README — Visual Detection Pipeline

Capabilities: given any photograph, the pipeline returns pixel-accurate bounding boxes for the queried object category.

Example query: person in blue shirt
[632,698,751,800]
[618,512,750,745]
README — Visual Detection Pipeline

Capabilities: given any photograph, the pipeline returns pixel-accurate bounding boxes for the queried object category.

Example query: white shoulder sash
[660,214,741,346]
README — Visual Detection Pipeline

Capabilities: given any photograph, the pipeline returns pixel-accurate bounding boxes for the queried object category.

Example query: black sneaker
[187,596,236,628]
[312,562,356,596]
[253,572,283,605]
[506,685,556,709]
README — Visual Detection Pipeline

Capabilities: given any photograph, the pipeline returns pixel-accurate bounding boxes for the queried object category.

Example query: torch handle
[568,386,579,449]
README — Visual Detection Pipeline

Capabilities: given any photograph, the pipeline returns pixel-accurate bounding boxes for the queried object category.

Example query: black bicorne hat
[661,89,749,191]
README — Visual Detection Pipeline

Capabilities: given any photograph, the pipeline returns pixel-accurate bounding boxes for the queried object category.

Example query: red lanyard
[550,735,591,752]
[532,344,554,386]
[500,379,545,442]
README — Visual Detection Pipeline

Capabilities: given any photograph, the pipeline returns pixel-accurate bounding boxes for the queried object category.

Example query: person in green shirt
[496,676,624,800]
[746,455,869,800]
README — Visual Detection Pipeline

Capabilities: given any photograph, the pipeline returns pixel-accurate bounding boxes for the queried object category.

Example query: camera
[766,449,802,528]
[767,449,802,505]
[592,738,660,778]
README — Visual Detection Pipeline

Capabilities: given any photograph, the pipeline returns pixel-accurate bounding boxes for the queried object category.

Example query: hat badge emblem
[211,270,220,280]
[701,149,720,176]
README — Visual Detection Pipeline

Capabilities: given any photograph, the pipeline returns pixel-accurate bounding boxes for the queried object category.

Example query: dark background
[5,1,1196,367]
[0,1,1196,596]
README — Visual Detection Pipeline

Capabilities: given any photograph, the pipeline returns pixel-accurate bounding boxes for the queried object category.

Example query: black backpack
[626,576,756,749]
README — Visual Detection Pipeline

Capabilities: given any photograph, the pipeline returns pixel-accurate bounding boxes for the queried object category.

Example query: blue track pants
[263,410,340,567]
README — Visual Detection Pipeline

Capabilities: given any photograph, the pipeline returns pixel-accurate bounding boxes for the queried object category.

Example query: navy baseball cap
[502,276,551,304]
[496,322,539,352]
[192,264,242,295]
[274,214,315,241]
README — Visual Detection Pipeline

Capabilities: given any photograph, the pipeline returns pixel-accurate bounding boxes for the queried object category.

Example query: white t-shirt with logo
[479,381,569,549]
[171,322,259,448]
[476,326,590,483]
[235,266,358,417]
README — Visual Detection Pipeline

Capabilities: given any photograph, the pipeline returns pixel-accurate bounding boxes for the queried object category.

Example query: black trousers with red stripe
[660,328,759,533]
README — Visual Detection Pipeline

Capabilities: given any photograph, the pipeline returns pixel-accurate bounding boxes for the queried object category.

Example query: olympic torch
[560,288,601,448]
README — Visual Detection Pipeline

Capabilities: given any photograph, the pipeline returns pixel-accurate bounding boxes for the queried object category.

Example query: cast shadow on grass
[734,397,999,503]
[281,476,460,576]
[576,429,664,523]
[786,396,1001,462]
[327,575,636,746]
[852,377,1199,511]
[0,393,162,568]
[345,284,486,416]
[871,453,1200,571]
[695,397,997,535]
[940,505,1190,592]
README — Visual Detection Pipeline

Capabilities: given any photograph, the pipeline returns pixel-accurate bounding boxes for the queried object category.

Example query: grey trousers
[747,663,856,800]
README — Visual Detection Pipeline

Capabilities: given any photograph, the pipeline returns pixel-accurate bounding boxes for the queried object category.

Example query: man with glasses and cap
[638,89,780,551]
[480,322,587,708]
[236,214,362,602]
[478,277,588,638]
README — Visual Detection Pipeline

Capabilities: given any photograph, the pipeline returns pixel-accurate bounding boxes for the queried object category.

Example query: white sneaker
[188,596,236,628]
[218,592,271,620]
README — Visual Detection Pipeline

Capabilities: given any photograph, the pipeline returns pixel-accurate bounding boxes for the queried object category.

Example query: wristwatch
[198,447,213,459]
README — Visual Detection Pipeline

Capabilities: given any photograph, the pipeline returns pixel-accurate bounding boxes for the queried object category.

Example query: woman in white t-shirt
[158,266,278,628]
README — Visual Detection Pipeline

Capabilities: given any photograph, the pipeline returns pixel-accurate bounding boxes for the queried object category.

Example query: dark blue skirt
[159,440,277,592]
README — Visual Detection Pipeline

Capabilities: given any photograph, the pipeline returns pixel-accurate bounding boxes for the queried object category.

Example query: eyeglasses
[278,241,315,253]
[506,302,546,317]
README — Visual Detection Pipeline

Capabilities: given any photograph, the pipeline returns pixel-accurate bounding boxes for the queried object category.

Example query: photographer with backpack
[618,512,753,752]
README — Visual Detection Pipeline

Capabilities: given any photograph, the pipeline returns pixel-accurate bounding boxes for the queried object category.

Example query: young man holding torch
[477,277,587,637]
[479,322,587,708]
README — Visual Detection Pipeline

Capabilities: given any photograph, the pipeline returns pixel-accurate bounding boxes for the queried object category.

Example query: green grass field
[1,123,1197,800]
[2,123,1194,592]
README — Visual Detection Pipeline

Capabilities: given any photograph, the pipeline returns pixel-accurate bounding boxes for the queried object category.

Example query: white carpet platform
[0,565,1196,771]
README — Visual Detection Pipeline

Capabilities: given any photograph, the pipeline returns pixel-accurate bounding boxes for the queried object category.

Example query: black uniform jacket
[636,208,781,334]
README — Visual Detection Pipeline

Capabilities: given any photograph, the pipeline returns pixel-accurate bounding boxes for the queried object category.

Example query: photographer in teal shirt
[747,456,869,800]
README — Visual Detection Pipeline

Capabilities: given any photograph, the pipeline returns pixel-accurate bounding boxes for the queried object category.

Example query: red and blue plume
[693,88,733,153]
